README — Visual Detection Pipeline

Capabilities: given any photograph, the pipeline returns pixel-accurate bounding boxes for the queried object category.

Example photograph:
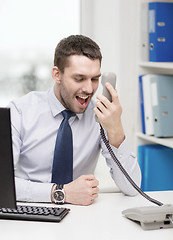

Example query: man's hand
[64,175,99,206]
[94,82,125,148]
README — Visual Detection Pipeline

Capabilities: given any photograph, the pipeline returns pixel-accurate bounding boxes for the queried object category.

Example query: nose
[82,79,94,94]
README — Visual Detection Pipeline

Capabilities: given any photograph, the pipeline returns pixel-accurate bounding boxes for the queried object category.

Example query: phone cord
[100,125,164,206]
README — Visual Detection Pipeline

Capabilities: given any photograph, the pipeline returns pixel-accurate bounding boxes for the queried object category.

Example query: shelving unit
[135,0,173,150]
[137,132,173,149]
[139,62,173,73]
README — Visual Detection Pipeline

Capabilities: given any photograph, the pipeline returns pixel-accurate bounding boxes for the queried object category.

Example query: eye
[75,78,84,82]
[73,76,85,82]
[91,78,99,82]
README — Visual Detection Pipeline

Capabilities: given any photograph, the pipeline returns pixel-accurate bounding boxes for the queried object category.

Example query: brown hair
[54,35,102,72]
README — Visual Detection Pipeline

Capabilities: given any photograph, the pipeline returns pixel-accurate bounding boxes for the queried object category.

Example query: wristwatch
[52,184,65,204]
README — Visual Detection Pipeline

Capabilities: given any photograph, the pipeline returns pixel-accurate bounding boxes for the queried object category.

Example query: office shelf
[139,61,173,71]
[136,132,173,149]
[136,0,173,150]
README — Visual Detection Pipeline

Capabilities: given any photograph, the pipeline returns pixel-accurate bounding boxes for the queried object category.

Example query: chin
[72,108,85,114]
[75,105,89,114]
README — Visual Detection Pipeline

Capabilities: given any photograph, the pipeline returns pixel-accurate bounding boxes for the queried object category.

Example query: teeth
[78,96,88,99]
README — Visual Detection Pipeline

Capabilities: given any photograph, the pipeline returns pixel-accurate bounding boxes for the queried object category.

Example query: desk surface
[1,191,173,239]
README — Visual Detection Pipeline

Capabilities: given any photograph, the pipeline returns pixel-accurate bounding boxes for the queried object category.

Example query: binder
[149,2,173,62]
[139,75,145,134]
[138,144,173,191]
[142,75,154,135]
[141,2,149,61]
[151,75,173,137]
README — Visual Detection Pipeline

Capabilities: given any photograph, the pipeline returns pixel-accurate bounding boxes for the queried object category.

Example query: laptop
[0,107,70,222]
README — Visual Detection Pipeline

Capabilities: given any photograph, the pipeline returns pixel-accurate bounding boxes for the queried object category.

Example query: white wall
[80,0,120,78]
[80,0,138,152]
[0,0,80,106]
[118,0,139,152]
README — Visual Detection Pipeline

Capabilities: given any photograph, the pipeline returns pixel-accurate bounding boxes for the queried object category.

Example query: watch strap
[56,184,64,190]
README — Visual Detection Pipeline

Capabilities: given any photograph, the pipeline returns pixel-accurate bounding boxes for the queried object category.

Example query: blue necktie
[51,110,75,184]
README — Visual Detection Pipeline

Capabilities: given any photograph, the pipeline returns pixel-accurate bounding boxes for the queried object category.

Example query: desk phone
[122,204,173,230]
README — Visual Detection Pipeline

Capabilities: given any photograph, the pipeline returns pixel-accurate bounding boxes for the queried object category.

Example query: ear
[52,66,62,83]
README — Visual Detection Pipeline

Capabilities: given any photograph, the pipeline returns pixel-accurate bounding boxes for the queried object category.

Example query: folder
[142,75,154,136]
[139,75,145,134]
[149,2,173,62]
[141,2,149,61]
[150,75,173,137]
[138,144,173,191]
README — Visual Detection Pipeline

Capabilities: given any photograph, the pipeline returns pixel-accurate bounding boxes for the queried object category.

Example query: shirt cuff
[15,177,54,203]
[29,182,54,202]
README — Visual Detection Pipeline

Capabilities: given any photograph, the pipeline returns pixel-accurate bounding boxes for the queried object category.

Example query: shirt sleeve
[101,135,141,196]
[9,101,54,203]
[15,177,54,202]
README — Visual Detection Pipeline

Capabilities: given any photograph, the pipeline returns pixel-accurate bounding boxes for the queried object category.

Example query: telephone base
[122,204,173,230]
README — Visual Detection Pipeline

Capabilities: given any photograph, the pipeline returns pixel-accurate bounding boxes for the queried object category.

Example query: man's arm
[9,102,54,202]
[101,137,141,196]
[12,123,54,202]
[15,177,54,202]
[94,83,141,195]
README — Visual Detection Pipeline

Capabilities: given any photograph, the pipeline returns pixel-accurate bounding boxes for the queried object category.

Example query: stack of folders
[138,144,173,191]
[149,2,173,62]
[139,74,173,137]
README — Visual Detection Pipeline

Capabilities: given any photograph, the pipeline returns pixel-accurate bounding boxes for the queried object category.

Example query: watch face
[54,190,64,203]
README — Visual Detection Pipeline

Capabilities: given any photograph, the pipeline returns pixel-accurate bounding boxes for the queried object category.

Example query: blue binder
[138,144,173,191]
[149,2,173,62]
[150,75,173,137]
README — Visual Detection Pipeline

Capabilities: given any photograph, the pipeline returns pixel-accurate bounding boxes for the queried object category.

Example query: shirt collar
[48,86,64,117]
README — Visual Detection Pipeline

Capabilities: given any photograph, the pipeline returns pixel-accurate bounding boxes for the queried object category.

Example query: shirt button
[119,154,123,158]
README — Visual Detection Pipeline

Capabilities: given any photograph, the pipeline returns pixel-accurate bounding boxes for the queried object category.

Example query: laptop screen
[0,108,16,209]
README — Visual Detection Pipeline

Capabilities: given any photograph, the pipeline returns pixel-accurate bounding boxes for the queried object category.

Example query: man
[9,35,141,206]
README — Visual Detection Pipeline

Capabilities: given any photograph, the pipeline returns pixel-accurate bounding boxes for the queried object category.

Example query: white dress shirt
[8,86,141,202]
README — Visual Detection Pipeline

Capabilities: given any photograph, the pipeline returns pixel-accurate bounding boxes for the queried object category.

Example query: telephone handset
[101,72,116,102]
[95,72,116,122]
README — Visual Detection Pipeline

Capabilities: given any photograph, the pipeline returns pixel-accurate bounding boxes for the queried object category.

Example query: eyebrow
[72,73,101,79]
[92,74,101,79]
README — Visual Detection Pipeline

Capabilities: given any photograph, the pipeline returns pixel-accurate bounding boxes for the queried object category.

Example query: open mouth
[76,95,90,107]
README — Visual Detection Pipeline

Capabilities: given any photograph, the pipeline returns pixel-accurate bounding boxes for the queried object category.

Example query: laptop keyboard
[0,205,70,222]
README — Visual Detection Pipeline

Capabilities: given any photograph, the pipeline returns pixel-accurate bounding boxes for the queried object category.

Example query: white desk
[0,191,173,239]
